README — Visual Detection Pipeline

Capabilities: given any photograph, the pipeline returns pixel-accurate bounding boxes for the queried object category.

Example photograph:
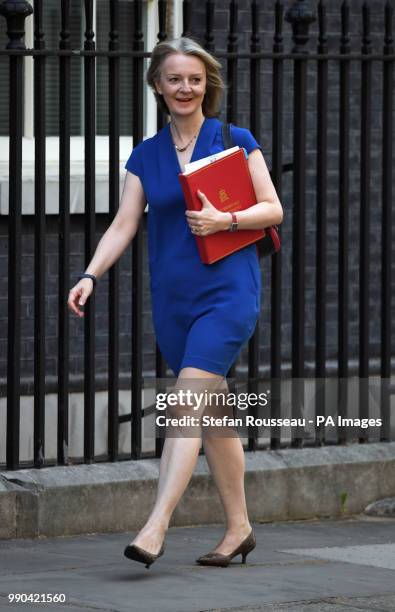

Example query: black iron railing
[0,0,393,469]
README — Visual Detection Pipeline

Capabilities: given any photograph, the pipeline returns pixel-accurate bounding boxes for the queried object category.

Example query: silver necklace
[171,120,203,152]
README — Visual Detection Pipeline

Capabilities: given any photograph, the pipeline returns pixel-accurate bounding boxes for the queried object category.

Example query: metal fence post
[285,0,316,448]
[0,0,33,469]
[0,0,32,49]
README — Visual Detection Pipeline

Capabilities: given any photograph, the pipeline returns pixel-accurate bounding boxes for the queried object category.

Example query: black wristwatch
[77,273,97,288]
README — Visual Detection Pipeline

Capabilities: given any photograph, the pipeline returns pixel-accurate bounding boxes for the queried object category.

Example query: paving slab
[279,542,395,570]
[0,517,394,612]
[206,594,395,611]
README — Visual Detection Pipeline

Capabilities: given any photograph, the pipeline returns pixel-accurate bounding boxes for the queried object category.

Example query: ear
[154,80,162,96]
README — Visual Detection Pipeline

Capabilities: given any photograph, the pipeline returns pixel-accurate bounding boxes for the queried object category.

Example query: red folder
[178,148,264,264]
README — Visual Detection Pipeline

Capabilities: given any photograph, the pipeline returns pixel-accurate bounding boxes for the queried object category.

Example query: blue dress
[125,116,262,377]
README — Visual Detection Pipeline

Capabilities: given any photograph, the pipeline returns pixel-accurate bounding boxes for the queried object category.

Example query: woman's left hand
[185,190,229,236]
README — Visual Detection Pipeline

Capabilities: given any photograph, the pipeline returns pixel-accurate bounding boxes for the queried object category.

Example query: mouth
[176,98,193,103]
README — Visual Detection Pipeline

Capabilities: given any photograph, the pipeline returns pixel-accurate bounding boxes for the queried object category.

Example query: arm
[84,171,146,279]
[217,149,284,230]
[68,170,146,316]
[185,149,284,235]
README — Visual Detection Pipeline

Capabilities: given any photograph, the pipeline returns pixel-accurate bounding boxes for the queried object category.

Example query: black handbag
[221,123,281,259]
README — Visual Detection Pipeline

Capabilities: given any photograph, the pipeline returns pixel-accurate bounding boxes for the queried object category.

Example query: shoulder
[124,130,162,176]
[130,131,161,157]
[229,123,261,154]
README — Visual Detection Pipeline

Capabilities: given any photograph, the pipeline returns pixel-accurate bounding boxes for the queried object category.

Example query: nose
[179,79,192,91]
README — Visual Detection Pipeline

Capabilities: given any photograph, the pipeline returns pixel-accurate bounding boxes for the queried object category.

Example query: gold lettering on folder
[221,200,240,212]
[218,189,230,203]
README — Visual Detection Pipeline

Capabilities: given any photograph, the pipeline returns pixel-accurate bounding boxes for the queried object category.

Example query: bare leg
[199,378,252,555]
[202,435,252,555]
[128,366,223,555]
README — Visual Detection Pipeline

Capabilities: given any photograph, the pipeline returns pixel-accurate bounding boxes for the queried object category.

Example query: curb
[1,442,395,539]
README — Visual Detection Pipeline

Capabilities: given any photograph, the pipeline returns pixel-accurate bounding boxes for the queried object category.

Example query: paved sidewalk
[1,516,395,612]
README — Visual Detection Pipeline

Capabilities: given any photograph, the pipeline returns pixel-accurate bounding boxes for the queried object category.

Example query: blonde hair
[146,37,224,118]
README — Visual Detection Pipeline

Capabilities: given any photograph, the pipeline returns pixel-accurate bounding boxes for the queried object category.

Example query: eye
[193,78,201,83]
[169,77,178,82]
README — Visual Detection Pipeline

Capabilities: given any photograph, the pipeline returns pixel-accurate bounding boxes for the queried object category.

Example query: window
[0,0,150,137]
[0,0,167,214]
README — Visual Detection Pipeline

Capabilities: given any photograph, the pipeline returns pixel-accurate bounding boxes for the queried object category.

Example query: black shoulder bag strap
[221,122,233,150]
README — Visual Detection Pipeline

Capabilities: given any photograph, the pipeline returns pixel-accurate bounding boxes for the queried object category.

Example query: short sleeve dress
[125,116,262,377]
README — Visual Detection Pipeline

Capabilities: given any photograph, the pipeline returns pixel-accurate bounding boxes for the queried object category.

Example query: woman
[68,37,283,569]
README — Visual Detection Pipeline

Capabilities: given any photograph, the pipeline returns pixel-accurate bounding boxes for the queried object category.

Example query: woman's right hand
[67,279,95,317]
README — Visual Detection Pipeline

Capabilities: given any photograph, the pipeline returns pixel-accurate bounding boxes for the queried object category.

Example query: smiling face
[154,53,207,118]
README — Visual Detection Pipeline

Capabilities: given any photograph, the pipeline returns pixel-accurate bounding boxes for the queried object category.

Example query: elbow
[260,199,284,227]
[277,207,284,226]
[273,201,284,226]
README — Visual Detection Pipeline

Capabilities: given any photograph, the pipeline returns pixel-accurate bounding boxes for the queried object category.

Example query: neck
[169,109,205,141]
